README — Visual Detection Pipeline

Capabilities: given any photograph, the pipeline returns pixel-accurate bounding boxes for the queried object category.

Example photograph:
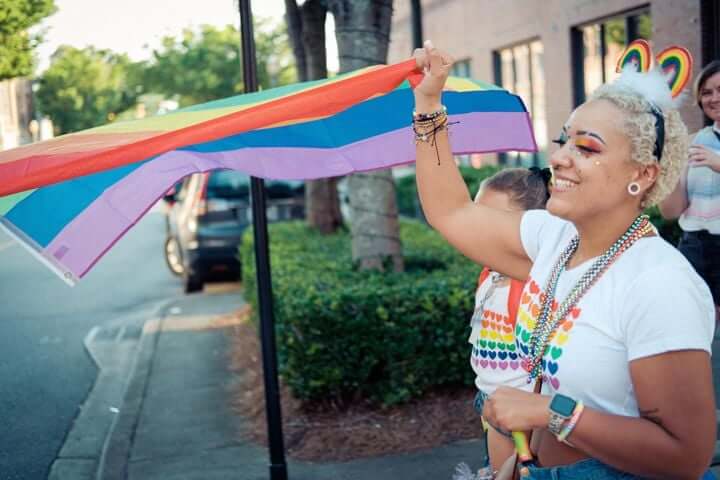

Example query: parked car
[163,170,304,293]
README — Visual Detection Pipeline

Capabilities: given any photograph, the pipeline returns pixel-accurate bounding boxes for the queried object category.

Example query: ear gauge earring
[628,182,641,195]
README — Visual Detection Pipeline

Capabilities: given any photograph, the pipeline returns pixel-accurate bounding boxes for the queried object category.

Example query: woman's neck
[569,208,643,268]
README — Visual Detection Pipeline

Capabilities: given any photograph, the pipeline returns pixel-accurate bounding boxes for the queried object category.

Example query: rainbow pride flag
[0,59,536,284]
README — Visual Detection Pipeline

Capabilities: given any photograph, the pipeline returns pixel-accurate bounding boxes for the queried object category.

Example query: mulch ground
[227,307,483,462]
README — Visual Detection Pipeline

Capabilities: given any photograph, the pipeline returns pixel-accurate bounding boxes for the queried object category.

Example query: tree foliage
[35,46,140,134]
[141,21,295,106]
[0,0,56,80]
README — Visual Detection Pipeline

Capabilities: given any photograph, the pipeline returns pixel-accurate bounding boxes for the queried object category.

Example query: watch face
[550,394,576,417]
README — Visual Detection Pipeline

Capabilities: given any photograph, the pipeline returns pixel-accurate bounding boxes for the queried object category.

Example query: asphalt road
[0,208,182,480]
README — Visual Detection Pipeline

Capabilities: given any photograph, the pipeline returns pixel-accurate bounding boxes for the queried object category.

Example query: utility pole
[238,1,288,479]
[410,0,423,49]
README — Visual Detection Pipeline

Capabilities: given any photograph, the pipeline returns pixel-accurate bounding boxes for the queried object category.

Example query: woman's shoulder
[618,235,710,295]
[520,210,576,262]
[523,209,575,236]
[615,237,715,359]
[623,235,694,272]
[691,126,718,144]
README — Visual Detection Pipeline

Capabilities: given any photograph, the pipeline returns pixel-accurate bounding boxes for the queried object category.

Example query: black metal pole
[410,0,423,49]
[238,1,288,479]
[411,0,425,219]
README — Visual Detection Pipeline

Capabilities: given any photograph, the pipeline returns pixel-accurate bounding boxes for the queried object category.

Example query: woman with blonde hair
[413,40,715,479]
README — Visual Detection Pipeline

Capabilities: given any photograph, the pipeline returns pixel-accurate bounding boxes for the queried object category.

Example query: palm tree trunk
[327,0,403,272]
[285,0,343,234]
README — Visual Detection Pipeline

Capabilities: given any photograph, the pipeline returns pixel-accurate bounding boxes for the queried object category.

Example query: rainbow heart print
[514,278,581,390]
[471,307,521,372]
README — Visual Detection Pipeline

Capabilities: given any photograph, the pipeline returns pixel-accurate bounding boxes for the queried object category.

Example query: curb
[94,299,178,480]
[95,315,165,480]
[48,298,178,480]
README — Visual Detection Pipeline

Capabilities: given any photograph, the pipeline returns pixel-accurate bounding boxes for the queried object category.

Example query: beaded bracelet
[556,401,584,443]
[412,108,454,165]
[413,115,448,144]
[412,105,447,121]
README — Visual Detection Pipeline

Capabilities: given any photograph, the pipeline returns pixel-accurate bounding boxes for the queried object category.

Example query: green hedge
[396,165,502,217]
[241,219,479,406]
[241,168,681,407]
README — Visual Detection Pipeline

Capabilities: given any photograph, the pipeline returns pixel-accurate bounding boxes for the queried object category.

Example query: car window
[265,179,304,200]
[206,170,250,200]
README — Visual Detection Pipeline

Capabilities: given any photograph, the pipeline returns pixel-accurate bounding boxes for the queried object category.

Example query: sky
[34,0,339,72]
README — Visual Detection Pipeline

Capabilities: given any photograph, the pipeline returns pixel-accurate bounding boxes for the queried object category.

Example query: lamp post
[238,1,288,479]
[410,0,424,218]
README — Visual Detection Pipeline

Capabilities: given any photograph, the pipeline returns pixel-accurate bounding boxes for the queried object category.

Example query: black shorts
[678,230,720,306]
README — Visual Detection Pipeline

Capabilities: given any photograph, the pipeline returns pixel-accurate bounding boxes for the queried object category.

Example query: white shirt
[469,274,532,394]
[517,210,714,416]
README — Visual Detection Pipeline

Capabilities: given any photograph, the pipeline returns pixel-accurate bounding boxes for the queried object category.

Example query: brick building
[388,0,720,166]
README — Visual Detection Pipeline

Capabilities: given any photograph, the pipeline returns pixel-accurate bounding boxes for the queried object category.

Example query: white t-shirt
[517,210,715,417]
[469,273,532,394]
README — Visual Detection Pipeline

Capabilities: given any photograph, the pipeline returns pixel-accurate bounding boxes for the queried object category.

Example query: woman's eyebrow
[576,130,606,145]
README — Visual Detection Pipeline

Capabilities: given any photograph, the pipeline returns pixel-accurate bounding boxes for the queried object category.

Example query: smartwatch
[548,393,577,435]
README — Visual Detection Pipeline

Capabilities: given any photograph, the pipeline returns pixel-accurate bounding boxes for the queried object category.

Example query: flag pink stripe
[44,111,535,278]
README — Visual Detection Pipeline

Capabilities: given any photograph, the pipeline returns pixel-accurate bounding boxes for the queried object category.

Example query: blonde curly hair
[589,85,688,207]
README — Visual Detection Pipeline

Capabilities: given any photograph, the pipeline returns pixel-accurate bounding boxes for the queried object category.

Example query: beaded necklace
[523,214,655,381]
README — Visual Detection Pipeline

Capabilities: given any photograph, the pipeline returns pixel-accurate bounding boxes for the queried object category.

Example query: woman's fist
[413,40,454,113]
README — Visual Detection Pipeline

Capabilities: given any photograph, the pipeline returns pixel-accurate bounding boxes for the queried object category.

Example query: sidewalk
[96,287,484,480]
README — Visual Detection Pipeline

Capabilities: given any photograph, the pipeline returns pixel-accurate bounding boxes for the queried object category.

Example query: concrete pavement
[0,211,181,480]
[89,286,483,480]
[54,284,720,480]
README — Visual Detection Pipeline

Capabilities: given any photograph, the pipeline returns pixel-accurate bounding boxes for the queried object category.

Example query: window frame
[493,37,546,167]
[570,6,651,107]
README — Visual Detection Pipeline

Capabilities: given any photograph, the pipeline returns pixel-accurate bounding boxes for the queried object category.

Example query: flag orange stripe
[0,59,419,197]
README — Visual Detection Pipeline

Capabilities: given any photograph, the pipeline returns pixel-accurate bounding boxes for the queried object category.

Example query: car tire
[183,271,204,294]
[164,237,185,276]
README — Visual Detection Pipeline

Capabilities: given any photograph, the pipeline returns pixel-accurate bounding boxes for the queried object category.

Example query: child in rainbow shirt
[467,167,550,475]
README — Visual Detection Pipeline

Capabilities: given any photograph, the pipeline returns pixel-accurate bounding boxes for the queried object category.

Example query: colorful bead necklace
[523,214,654,381]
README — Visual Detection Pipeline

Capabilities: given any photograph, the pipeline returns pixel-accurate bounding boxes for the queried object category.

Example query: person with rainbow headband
[661,59,720,323]
[413,38,716,479]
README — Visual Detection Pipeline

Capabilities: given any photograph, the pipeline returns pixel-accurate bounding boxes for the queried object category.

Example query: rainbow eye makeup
[552,127,605,159]
[574,137,603,154]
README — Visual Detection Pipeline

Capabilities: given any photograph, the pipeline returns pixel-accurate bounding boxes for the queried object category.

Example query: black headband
[649,103,665,162]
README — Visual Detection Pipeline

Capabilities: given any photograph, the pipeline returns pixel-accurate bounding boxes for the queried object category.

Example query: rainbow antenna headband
[614,39,694,162]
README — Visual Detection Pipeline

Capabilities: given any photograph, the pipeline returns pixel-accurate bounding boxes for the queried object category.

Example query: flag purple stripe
[45,111,536,278]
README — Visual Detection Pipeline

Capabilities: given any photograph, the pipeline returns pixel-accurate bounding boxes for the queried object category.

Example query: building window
[450,59,474,166]
[701,0,720,65]
[701,0,720,126]
[451,59,472,78]
[493,39,547,167]
[572,9,652,106]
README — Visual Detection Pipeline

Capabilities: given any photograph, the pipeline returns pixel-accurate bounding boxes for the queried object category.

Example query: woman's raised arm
[413,42,532,279]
